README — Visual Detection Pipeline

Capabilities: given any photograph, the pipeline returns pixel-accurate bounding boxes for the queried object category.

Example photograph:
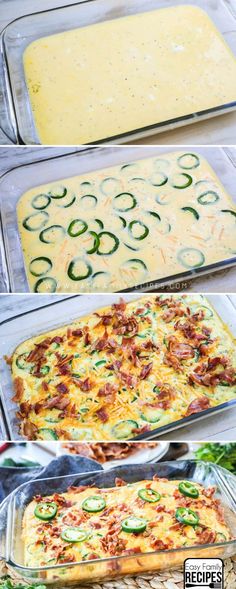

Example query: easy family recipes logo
[184,558,224,589]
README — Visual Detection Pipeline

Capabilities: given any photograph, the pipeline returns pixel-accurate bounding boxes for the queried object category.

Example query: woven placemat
[77,558,236,589]
[1,558,236,588]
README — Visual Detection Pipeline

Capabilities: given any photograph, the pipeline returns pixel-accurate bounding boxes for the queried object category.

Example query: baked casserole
[10,294,236,441]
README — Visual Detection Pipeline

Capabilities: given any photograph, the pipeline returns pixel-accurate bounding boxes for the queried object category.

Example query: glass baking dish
[0,293,236,442]
[0,145,236,294]
[0,461,236,586]
[1,0,236,145]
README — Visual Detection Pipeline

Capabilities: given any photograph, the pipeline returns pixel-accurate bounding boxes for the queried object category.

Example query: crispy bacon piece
[94,312,113,326]
[106,360,122,371]
[13,376,24,402]
[51,336,64,344]
[56,354,74,367]
[19,402,32,417]
[115,477,126,487]
[42,381,49,392]
[97,383,118,404]
[119,371,138,388]
[132,424,151,435]
[37,395,70,412]
[86,553,100,561]
[76,377,93,392]
[115,317,139,338]
[27,338,51,363]
[185,396,210,416]
[123,547,142,555]
[71,329,83,337]
[4,354,13,366]
[112,297,126,313]
[196,528,216,544]
[96,407,109,422]
[168,337,195,360]
[56,383,68,394]
[140,362,153,380]
[189,356,236,387]
[149,536,173,550]
[163,352,183,372]
[22,421,37,439]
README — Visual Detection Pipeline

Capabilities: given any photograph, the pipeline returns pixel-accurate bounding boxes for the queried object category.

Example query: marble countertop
[0,145,236,294]
[0,293,236,442]
[0,0,236,146]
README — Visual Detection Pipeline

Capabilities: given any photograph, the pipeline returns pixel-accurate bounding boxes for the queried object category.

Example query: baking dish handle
[0,35,18,144]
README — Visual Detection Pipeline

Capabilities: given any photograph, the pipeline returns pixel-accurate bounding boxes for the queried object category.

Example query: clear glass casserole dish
[1,0,236,145]
[0,145,236,294]
[0,461,236,586]
[0,293,236,442]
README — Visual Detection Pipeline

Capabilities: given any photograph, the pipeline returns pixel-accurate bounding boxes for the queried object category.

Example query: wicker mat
[76,558,236,589]
[1,558,236,588]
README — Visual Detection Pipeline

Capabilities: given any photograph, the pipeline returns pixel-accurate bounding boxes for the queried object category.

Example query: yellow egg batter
[17,151,236,293]
[23,5,236,144]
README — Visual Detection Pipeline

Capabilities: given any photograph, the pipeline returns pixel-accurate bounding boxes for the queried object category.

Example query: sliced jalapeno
[172,173,193,189]
[61,527,88,543]
[198,191,219,205]
[178,153,200,170]
[150,173,168,187]
[181,207,199,221]
[82,496,106,513]
[148,211,161,221]
[86,231,100,254]
[175,507,199,526]
[48,185,67,199]
[32,194,51,210]
[178,481,199,498]
[39,225,65,244]
[34,277,57,293]
[29,257,52,277]
[23,211,49,232]
[177,248,205,269]
[138,488,161,503]
[111,419,138,439]
[128,220,149,241]
[80,195,98,208]
[34,502,57,520]
[68,258,92,281]
[68,219,88,237]
[221,209,236,219]
[113,193,137,212]
[121,517,147,533]
[97,232,119,255]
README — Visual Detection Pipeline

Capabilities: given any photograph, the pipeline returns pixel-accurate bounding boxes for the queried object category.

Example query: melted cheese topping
[23,5,236,144]
[17,151,236,294]
[11,295,236,441]
[23,478,231,583]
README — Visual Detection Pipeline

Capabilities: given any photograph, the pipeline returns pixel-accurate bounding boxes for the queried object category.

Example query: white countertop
[0,0,236,146]
[1,293,236,442]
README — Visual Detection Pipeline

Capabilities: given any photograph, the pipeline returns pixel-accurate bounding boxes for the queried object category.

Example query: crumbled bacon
[51,336,64,344]
[71,329,83,337]
[106,360,122,371]
[75,377,93,392]
[13,377,24,402]
[168,336,195,360]
[115,317,139,338]
[163,351,183,372]
[149,536,173,550]
[56,383,68,394]
[19,402,32,417]
[22,421,37,439]
[96,407,109,422]
[185,396,210,416]
[189,356,236,387]
[115,477,126,487]
[140,362,153,380]
[112,297,126,312]
[119,371,138,388]
[94,312,113,326]
[97,383,118,404]
[132,424,151,435]
[196,528,216,544]
[123,547,142,555]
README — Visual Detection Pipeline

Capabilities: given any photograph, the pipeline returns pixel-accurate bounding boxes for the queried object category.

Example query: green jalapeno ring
[178,481,199,498]
[34,501,58,521]
[138,488,161,503]
[81,496,106,513]
[121,516,147,533]
[175,507,199,526]
[61,527,88,543]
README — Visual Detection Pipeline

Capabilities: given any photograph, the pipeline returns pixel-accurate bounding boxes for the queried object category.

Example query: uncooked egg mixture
[17,151,236,293]
[23,5,236,144]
